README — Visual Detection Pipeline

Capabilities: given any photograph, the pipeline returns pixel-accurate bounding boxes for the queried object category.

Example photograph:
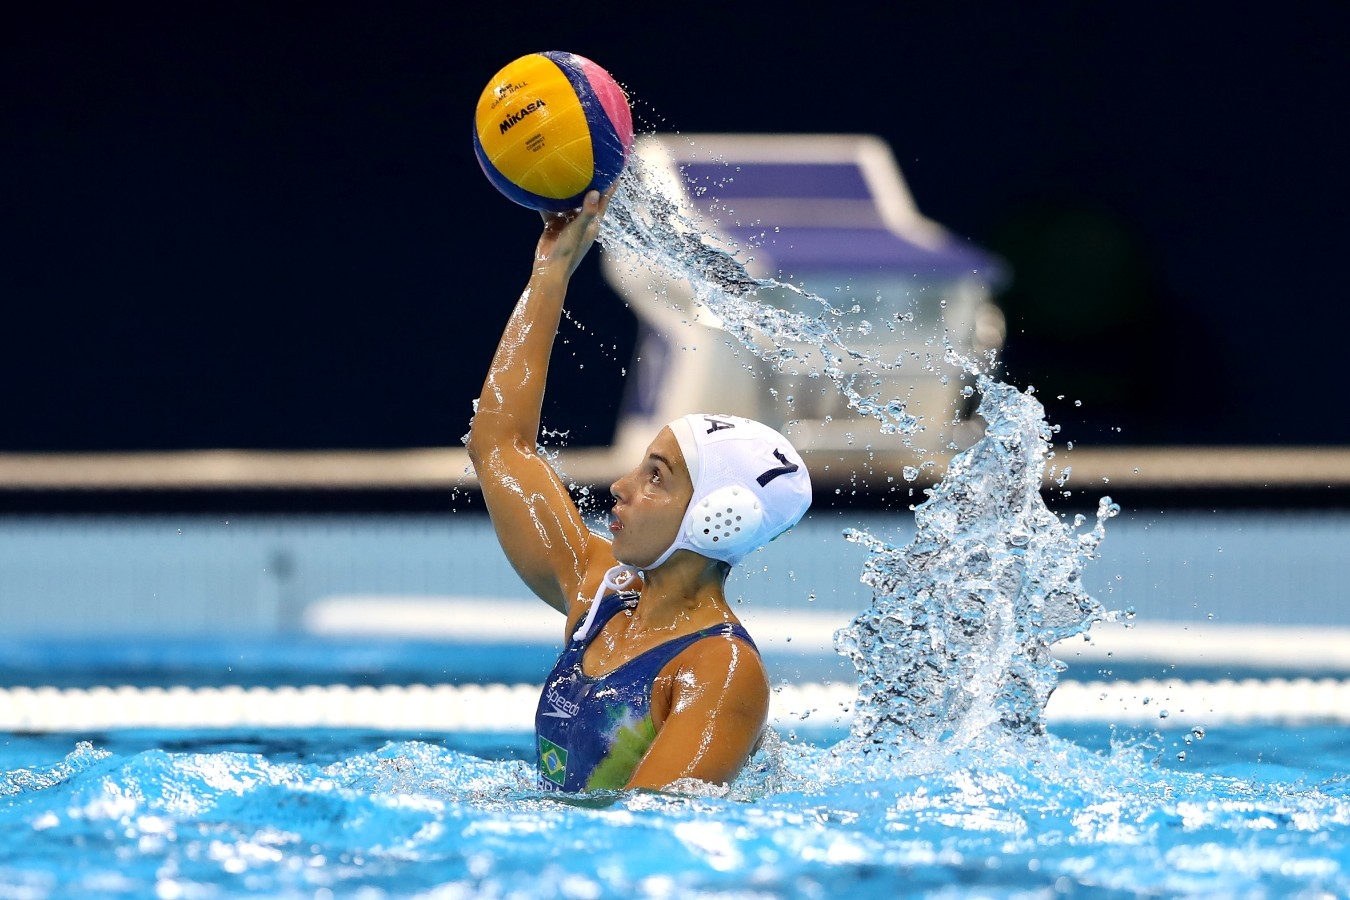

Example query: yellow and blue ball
[473,51,634,212]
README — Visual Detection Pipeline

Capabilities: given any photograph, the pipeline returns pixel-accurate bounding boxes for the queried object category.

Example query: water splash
[0,741,110,798]
[832,375,1119,756]
[599,153,928,440]
[598,152,1118,753]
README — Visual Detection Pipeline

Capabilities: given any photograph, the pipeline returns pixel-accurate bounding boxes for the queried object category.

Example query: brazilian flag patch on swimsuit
[539,735,568,787]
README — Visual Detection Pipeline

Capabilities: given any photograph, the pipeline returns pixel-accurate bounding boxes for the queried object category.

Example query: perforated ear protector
[641,413,812,571]
[685,486,764,555]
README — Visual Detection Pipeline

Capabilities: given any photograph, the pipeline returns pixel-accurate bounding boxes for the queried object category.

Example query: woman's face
[608,427,694,568]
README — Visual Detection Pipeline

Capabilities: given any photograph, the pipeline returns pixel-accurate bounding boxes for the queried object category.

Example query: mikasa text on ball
[473,51,634,212]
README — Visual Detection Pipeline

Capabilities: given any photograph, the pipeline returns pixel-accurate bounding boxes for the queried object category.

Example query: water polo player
[466,188,812,793]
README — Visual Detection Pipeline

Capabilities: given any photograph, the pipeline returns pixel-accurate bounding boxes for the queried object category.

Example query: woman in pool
[466,188,812,793]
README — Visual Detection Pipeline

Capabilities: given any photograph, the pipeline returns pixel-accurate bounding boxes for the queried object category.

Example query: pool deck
[2,445,1348,492]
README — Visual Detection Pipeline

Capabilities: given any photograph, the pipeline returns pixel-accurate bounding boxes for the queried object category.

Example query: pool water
[3,723,1347,898]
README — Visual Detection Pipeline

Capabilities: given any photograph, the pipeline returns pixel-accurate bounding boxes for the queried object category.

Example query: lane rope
[3,678,1349,733]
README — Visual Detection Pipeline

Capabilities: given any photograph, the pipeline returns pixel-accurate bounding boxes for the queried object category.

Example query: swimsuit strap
[649,620,759,662]
[570,564,760,657]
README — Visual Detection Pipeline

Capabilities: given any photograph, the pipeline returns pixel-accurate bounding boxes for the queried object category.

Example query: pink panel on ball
[577,59,634,153]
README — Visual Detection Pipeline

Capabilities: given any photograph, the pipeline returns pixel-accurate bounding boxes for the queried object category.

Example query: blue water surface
[2,723,1348,898]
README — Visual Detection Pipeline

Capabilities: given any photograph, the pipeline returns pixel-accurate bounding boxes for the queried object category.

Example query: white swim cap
[646,413,812,570]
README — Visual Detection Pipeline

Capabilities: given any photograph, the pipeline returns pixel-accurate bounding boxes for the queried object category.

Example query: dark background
[5,3,1348,453]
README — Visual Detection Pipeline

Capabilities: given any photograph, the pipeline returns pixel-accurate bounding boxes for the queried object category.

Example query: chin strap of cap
[571,563,642,643]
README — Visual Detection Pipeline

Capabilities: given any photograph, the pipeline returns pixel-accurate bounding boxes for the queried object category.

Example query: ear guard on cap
[685,486,765,556]
[642,412,812,572]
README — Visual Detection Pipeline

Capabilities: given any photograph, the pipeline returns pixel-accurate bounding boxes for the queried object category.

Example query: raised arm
[466,189,616,615]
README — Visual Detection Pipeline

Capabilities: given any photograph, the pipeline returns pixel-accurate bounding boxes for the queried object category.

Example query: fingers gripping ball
[473,51,634,212]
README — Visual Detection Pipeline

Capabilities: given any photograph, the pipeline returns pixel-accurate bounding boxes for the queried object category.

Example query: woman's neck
[633,552,732,630]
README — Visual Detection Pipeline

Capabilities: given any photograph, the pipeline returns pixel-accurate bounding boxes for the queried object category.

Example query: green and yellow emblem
[539,735,568,787]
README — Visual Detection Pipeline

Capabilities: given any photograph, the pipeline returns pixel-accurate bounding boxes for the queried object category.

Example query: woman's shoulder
[674,624,769,687]
[659,626,771,731]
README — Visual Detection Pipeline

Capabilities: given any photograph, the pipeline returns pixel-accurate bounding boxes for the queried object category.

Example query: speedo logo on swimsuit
[542,686,580,719]
[498,99,546,135]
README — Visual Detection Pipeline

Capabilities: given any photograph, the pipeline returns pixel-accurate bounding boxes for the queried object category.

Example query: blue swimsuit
[534,593,759,792]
